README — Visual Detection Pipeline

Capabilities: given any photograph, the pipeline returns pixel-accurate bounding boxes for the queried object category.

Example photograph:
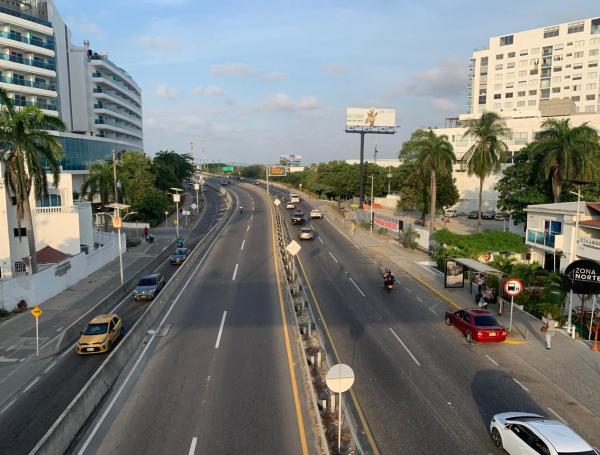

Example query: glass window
[494,93,502,99]
[588,72,598,79]
[518,80,526,88]
[586,94,596,100]
[518,70,527,77]
[529,89,537,95]
[590,49,599,56]
[517,100,526,107]
[508,52,515,58]
[504,102,513,108]
[505,92,513,98]
[541,79,551,89]
[480,56,489,66]
[519,59,528,67]
[552,87,561,93]
[593,18,600,35]
[554,43,564,50]
[554,66,562,72]
[574,40,585,48]
[495,64,503,70]
[586,83,597,90]
[542,68,551,77]
[553,55,563,61]
[528,99,537,106]
[518,91,526,97]
[495,73,503,80]
[531,47,540,54]
[513,132,528,144]
[493,102,501,109]
[568,22,585,34]
[572,95,581,101]
[574,51,584,58]
[506,72,515,79]
[507,62,515,69]
[589,60,598,67]
[500,35,513,46]
[552,76,562,83]
[519,49,528,56]
[496,54,504,60]
[544,27,559,39]
[494,83,502,90]
[541,88,550,98]
[574,62,583,69]
[530,80,538,87]
[585,105,595,112]
[592,38,600,45]
[573,84,582,91]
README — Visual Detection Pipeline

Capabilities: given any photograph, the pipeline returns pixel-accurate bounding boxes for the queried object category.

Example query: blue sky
[55,0,600,165]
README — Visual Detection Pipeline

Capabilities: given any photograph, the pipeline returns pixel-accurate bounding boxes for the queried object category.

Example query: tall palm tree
[409,129,456,233]
[462,112,510,232]
[0,89,66,273]
[530,118,600,202]
[80,161,115,231]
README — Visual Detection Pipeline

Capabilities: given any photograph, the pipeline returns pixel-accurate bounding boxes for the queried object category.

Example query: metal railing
[526,229,556,248]
[11,98,57,110]
[0,4,51,27]
[0,52,54,70]
[0,75,55,90]
[0,30,54,49]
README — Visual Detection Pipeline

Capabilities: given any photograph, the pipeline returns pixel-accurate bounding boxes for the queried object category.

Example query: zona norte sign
[564,259,600,294]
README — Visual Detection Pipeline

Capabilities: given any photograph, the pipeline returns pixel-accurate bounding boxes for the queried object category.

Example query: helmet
[386,268,391,274]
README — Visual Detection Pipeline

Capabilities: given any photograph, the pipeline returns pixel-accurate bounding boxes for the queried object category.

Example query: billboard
[280,155,302,166]
[268,165,287,177]
[346,108,396,128]
[444,259,465,288]
[223,166,234,173]
[289,166,305,173]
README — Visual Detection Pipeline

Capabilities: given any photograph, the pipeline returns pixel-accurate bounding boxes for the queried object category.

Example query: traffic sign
[286,240,302,256]
[112,216,121,229]
[31,306,42,356]
[503,278,524,297]
[274,198,281,206]
[182,210,191,216]
[326,364,355,393]
[31,306,42,318]
[191,203,197,210]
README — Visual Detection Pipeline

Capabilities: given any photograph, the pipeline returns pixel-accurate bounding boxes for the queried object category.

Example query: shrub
[126,238,142,248]
[0,308,10,318]
[400,225,420,249]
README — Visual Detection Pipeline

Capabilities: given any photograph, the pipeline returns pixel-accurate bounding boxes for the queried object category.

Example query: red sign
[374,217,399,232]
[503,278,524,297]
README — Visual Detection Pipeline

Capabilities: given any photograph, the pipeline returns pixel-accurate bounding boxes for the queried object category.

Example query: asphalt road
[0,187,224,455]
[269,187,554,454]
[72,183,311,455]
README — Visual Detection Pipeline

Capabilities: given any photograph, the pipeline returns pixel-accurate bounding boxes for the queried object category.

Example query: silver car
[133,273,165,301]
[299,227,315,240]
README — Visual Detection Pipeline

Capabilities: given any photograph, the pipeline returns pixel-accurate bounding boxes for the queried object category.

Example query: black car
[468,210,481,219]
[482,210,496,220]
[133,273,165,301]
[170,247,190,265]
[292,211,305,225]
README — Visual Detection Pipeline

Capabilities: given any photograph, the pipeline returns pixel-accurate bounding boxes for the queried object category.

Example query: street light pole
[105,204,135,286]
[112,150,118,203]
[387,169,392,195]
[170,188,183,239]
[194,182,200,214]
[369,175,374,236]
[567,186,582,334]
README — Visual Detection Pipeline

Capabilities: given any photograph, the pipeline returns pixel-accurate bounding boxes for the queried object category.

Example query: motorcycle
[383,272,395,293]
[176,237,184,247]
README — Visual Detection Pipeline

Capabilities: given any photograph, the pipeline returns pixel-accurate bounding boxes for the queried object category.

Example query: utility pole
[567,185,582,335]
[112,150,118,203]
[190,141,194,167]
[387,169,392,195]
[369,175,374,236]
[373,144,378,164]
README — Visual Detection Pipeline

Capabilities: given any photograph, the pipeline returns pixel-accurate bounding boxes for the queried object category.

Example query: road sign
[564,259,600,294]
[503,278,524,297]
[31,306,42,318]
[112,216,121,229]
[182,210,191,216]
[268,165,287,177]
[274,198,281,206]
[191,203,197,210]
[286,240,302,256]
[223,166,234,173]
[326,364,355,393]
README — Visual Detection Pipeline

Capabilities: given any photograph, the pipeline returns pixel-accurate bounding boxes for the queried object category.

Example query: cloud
[209,63,255,77]
[193,85,225,97]
[264,93,319,111]
[430,98,460,111]
[326,63,350,75]
[155,83,178,99]
[394,56,466,98]
[263,72,288,81]
[65,15,107,41]
[131,35,181,54]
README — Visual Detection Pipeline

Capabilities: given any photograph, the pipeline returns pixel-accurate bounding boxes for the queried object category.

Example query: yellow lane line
[269,199,309,455]
[297,256,380,455]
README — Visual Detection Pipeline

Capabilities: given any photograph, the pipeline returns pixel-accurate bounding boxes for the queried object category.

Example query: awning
[451,258,505,275]
[580,220,600,230]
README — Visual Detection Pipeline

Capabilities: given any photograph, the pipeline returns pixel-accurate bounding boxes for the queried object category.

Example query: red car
[445,308,507,343]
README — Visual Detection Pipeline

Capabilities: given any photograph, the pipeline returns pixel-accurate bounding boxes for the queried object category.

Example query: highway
[0,187,224,454]
[73,183,313,455]
[268,186,579,454]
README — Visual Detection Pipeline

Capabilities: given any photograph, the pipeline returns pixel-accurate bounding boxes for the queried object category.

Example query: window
[573,74,582,80]
[542,68,551,77]
[593,18,600,35]
[554,43,564,50]
[505,82,514,88]
[531,47,539,54]
[530,79,538,86]
[542,57,552,67]
[552,87,561,93]
[500,35,513,46]
[592,38,600,45]
[14,262,26,273]
[586,83,597,90]
[493,102,501,109]
[588,72,598,79]
[519,59,528,67]
[544,27,559,38]
[518,80,526,88]
[589,60,598,67]
[519,49,528,56]
[36,193,61,207]
[519,70,527,77]
[528,99,537,106]
[530,69,539,75]
[495,64,503,70]
[541,88,550,98]
[574,62,583,69]
[553,55,563,61]
[552,76,562,83]
[554,66,562,72]
[505,92,513,98]
[480,56,489,66]
[574,40,585,48]
[495,73,503,80]
[541,79,551,89]
[480,66,488,76]
[508,52,515,58]
[496,54,504,60]
[513,132,528,144]
[530,58,539,65]
[573,84,582,91]
[517,100,526,107]
[529,89,537,95]
[494,83,502,90]
[586,94,596,100]
[13,227,26,237]
[506,72,515,79]
[478,89,487,104]
[572,95,581,101]
[494,93,501,99]
[568,21,585,34]
[590,49,599,56]
[507,62,515,69]
[504,102,512,108]
[542,46,553,56]
[574,51,584,58]
[585,105,595,112]
[518,91,526,97]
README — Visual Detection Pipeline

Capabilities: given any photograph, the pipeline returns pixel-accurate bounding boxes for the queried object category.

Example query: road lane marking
[247,225,250,232]
[404,287,412,293]
[215,311,227,349]
[0,398,17,415]
[349,277,366,297]
[389,328,421,367]
[22,376,40,393]
[0,356,19,363]
[318,236,323,244]
[328,252,338,263]
[250,214,253,221]
[188,437,198,455]
[485,355,499,366]
[512,377,530,393]
[44,361,57,374]
[428,305,438,314]
[415,261,444,276]
[416,297,423,303]
[232,264,239,281]
[547,407,567,424]
[7,345,15,351]
[56,326,64,332]
[241,239,245,251]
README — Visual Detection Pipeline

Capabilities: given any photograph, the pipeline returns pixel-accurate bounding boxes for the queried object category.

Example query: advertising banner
[373,214,400,233]
[223,166,234,173]
[289,166,305,173]
[280,155,302,166]
[445,259,465,288]
[346,108,396,127]
[564,259,600,294]
[268,165,287,177]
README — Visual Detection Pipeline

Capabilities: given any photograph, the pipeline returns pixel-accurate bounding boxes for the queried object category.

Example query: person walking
[541,313,559,350]
[143,226,149,242]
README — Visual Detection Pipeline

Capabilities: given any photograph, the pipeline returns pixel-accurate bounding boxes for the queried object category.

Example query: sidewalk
[315,199,600,419]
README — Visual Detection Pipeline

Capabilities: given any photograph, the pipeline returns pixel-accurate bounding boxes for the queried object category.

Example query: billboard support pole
[359,132,365,208]
[266,164,270,197]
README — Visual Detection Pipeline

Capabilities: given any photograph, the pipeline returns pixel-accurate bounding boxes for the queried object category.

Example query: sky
[55,0,600,165]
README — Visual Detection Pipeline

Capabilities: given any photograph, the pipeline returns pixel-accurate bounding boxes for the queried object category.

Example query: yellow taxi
[76,314,123,355]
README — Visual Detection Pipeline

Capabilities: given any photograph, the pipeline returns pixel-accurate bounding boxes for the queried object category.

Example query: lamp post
[566,186,583,335]
[103,204,136,285]
[194,182,200,214]
[164,210,168,226]
[170,188,183,238]
[387,169,392,195]
[369,175,374,236]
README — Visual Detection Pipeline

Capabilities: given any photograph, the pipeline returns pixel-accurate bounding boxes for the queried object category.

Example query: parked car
[489,412,596,455]
[291,211,305,225]
[468,210,481,219]
[170,247,190,265]
[444,308,507,343]
[482,210,496,220]
[444,208,458,217]
[220,180,228,186]
[299,227,315,240]
[310,209,323,219]
[495,211,510,221]
[133,273,165,301]
[255,180,260,185]
[76,314,123,355]
[286,202,295,210]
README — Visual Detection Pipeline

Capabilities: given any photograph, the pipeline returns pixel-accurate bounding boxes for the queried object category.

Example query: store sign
[564,259,600,294]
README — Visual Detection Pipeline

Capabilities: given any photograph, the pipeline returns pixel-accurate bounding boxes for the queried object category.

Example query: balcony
[35,206,77,214]
[0,52,55,70]
[526,229,564,250]
[0,30,54,49]
[11,98,57,111]
[0,75,55,91]
[95,118,143,136]
[0,5,52,27]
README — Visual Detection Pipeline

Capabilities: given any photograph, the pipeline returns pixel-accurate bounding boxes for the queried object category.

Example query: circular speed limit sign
[503,278,524,297]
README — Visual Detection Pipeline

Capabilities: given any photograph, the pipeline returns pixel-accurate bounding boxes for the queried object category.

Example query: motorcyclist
[383,269,395,287]
[239,206,244,214]
[176,236,184,247]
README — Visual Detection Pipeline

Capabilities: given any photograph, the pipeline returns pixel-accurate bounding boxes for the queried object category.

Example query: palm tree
[462,112,510,232]
[530,118,600,202]
[80,161,115,231]
[0,89,66,273]
[409,129,456,232]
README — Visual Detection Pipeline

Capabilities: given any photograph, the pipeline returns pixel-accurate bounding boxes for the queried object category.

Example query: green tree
[118,152,157,210]
[462,112,510,232]
[153,150,195,184]
[0,89,65,273]
[80,161,115,230]
[530,118,600,202]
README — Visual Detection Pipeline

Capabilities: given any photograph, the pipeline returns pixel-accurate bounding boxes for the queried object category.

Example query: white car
[444,208,458,217]
[310,209,323,219]
[299,227,315,240]
[490,412,596,455]
[286,202,295,209]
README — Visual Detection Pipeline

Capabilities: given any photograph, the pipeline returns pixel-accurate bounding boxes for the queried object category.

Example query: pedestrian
[143,226,149,242]
[541,313,559,350]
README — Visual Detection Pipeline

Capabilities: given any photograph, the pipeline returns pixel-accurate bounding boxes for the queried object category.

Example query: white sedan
[299,227,315,240]
[310,209,323,219]
[490,412,596,455]
[286,202,295,209]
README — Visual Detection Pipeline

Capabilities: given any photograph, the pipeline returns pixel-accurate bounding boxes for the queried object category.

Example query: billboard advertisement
[280,155,302,166]
[268,165,287,177]
[223,166,234,173]
[346,108,396,128]
[289,166,305,173]
[444,259,465,288]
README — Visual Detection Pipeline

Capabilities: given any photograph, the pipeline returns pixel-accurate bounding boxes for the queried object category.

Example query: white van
[444,208,458,217]
[290,192,300,203]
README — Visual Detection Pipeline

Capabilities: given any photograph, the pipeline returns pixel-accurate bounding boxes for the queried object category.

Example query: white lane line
[44,361,57,374]
[232,264,239,281]
[415,261,444,276]
[389,328,421,367]
[60,342,77,359]
[328,252,338,263]
[405,287,412,293]
[215,311,227,349]
[7,345,15,351]
[22,376,40,394]
[56,326,64,332]
[513,377,530,393]
[250,214,253,221]
[547,407,567,424]
[0,398,17,415]
[428,306,437,314]
[416,297,423,303]
[241,240,245,251]
[318,236,323,244]
[188,436,198,455]
[485,355,499,367]
[348,277,366,297]
[247,225,250,232]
